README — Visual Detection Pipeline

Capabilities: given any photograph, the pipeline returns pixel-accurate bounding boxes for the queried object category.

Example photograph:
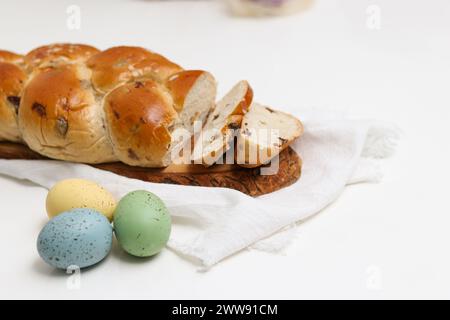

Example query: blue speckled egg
[37,209,113,270]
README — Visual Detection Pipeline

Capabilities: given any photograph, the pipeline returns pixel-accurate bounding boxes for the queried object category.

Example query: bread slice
[236,103,303,167]
[166,70,216,135]
[192,80,253,166]
[165,70,217,165]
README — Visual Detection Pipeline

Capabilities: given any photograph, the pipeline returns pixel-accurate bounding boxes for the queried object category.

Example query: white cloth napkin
[0,109,399,269]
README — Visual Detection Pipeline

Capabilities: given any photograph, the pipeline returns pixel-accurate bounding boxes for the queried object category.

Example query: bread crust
[19,64,116,163]
[0,61,26,142]
[25,44,99,72]
[166,70,205,112]
[232,81,253,118]
[87,46,182,93]
[104,80,177,167]
[0,50,24,63]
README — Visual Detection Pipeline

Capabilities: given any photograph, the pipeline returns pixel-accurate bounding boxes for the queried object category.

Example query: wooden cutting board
[0,142,302,196]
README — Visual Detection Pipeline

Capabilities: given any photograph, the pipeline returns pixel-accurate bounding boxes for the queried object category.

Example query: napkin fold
[0,110,399,269]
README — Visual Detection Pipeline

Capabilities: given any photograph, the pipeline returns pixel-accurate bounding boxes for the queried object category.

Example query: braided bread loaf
[1,43,304,169]
[0,44,217,167]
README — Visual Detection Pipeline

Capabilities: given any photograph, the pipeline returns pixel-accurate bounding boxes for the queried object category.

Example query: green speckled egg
[113,190,171,257]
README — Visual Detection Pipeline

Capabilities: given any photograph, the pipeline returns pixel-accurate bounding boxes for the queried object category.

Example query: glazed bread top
[19,63,117,163]
[0,44,216,167]
[25,44,100,72]
[104,79,177,167]
[87,46,182,93]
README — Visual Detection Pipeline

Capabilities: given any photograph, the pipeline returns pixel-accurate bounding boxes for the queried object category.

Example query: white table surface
[1,0,449,299]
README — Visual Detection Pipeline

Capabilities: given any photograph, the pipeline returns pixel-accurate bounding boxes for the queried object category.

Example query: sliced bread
[166,70,217,134]
[192,80,253,166]
[236,103,303,167]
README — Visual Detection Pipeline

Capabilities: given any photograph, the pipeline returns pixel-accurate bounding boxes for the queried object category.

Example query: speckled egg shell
[46,179,117,221]
[37,209,113,270]
[114,190,171,257]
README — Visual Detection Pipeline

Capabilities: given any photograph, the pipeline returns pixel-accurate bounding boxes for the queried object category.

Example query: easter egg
[37,209,113,270]
[113,190,171,257]
[46,179,116,221]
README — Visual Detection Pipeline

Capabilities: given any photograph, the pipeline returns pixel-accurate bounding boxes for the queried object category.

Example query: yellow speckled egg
[46,179,116,221]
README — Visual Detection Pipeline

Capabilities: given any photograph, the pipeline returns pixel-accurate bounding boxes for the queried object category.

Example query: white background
[0,0,449,299]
